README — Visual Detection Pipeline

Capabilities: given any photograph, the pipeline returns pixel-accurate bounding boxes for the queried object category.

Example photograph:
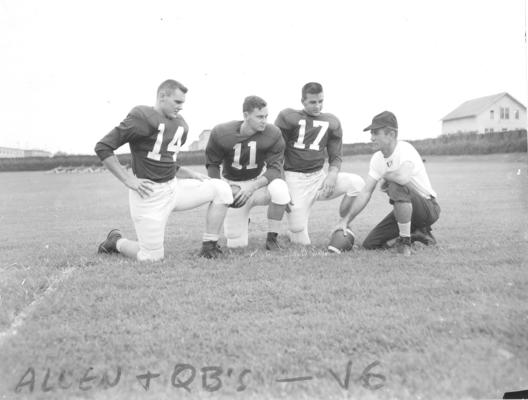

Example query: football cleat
[411,227,437,246]
[328,228,355,254]
[199,240,221,259]
[395,236,412,256]
[265,232,281,251]
[97,229,122,254]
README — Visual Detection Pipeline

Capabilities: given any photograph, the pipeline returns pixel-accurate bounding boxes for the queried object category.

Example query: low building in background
[24,149,53,157]
[0,146,52,158]
[441,92,526,135]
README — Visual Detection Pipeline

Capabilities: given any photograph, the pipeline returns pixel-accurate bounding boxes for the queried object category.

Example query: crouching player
[95,79,233,260]
[275,82,365,245]
[336,111,440,256]
[205,96,291,250]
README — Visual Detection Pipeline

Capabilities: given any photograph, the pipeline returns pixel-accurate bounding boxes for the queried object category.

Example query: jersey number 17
[293,120,329,150]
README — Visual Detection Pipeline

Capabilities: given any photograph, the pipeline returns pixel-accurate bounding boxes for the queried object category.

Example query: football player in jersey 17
[94,79,233,260]
[274,82,365,246]
[336,111,441,256]
[205,96,291,250]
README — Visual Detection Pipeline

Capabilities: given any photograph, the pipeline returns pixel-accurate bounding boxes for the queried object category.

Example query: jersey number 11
[232,141,257,170]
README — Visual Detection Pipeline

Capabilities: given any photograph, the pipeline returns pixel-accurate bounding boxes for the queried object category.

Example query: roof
[441,92,526,121]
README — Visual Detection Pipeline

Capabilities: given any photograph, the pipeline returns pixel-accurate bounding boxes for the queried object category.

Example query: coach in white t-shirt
[337,111,440,256]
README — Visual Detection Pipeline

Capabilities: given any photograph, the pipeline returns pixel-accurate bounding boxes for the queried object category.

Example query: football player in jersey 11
[336,111,441,256]
[94,79,233,260]
[274,82,365,246]
[205,96,291,250]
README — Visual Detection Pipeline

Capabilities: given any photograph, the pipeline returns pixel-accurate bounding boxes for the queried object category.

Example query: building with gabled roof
[441,92,526,135]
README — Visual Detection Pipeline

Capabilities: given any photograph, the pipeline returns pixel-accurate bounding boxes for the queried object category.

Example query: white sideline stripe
[0,267,76,346]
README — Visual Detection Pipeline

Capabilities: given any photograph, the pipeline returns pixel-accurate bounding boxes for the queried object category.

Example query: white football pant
[129,178,232,261]
[285,170,364,245]
[224,178,290,248]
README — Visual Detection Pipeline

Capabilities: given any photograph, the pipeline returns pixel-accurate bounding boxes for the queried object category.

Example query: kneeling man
[337,111,440,256]
[206,96,291,250]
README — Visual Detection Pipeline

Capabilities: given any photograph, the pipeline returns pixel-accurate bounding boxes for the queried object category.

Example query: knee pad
[268,179,291,205]
[211,179,234,204]
[341,173,365,197]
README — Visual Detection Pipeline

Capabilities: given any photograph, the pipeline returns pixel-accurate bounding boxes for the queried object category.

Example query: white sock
[397,222,411,237]
[202,233,219,242]
[116,238,124,252]
[268,219,281,234]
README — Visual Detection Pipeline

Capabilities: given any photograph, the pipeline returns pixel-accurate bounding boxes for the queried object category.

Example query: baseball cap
[363,111,398,131]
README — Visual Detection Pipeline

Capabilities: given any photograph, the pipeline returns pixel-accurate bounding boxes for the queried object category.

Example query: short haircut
[302,82,323,100]
[243,96,267,113]
[157,79,188,97]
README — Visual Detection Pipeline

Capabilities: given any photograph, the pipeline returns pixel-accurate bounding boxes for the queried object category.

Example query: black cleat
[199,240,221,259]
[265,232,281,251]
[411,227,437,246]
[97,229,122,254]
[395,236,412,256]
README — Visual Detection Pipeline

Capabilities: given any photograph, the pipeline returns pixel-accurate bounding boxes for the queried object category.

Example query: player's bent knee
[211,179,234,204]
[342,173,365,196]
[267,179,291,205]
[387,182,412,202]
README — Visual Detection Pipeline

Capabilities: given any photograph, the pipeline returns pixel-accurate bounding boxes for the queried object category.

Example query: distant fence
[0,130,525,172]
[342,129,527,156]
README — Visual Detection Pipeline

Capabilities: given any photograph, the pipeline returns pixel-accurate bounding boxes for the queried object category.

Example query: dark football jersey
[205,121,285,182]
[275,108,343,173]
[94,106,188,182]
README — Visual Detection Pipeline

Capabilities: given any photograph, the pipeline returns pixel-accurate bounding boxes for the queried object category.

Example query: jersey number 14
[147,124,184,162]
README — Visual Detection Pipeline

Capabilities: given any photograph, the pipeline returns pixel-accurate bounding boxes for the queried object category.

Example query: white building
[0,146,25,158]
[0,146,52,158]
[441,92,526,135]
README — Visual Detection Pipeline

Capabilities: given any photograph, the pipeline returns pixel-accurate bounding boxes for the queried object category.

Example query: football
[327,228,355,254]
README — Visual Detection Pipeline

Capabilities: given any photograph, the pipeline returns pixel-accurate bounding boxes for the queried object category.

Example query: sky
[0,0,527,154]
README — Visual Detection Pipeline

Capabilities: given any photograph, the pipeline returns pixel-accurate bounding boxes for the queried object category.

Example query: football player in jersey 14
[205,96,291,250]
[274,82,365,246]
[336,111,441,256]
[94,79,233,261]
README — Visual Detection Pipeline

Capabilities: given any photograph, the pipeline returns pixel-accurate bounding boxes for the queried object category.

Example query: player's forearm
[327,138,343,170]
[102,155,134,186]
[249,176,269,192]
[206,164,221,179]
[344,190,372,224]
[328,165,340,176]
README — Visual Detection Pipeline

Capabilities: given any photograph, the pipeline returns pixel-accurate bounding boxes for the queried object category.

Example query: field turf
[0,153,527,399]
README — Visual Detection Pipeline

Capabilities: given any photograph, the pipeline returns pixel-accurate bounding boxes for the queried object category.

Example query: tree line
[0,130,526,172]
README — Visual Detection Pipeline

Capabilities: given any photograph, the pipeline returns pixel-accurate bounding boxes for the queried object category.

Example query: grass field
[0,153,527,399]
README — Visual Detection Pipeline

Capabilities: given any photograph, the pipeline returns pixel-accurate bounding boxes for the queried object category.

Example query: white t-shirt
[368,141,437,199]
